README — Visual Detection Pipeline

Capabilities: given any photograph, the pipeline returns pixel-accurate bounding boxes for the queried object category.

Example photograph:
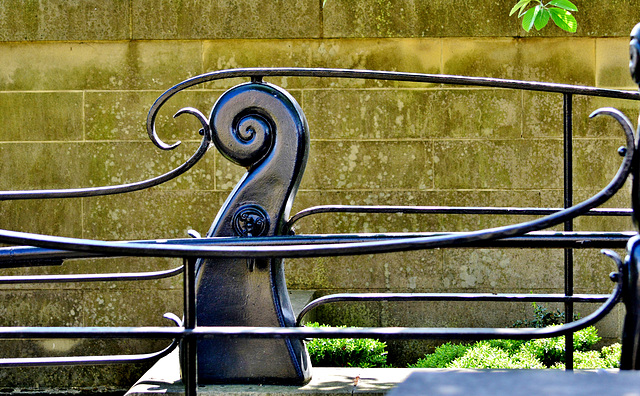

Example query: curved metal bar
[0,110,211,201]
[0,338,179,367]
[1,231,633,264]
[147,68,640,149]
[295,293,611,326]
[0,111,633,258]
[0,264,183,284]
[0,313,181,367]
[286,205,632,231]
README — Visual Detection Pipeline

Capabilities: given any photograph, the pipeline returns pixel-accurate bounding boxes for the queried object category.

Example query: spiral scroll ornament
[209,85,282,168]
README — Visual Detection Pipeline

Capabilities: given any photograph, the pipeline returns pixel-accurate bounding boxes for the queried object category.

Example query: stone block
[573,249,626,294]
[441,249,565,292]
[0,198,82,237]
[0,142,87,189]
[83,190,228,241]
[579,2,640,37]
[434,190,543,232]
[286,255,387,291]
[523,92,640,139]
[290,190,443,234]
[132,0,321,39]
[0,92,82,141]
[203,38,441,89]
[83,289,182,326]
[303,88,521,140]
[323,0,516,38]
[0,289,82,326]
[312,292,381,328]
[572,187,632,232]
[444,38,595,84]
[574,139,628,190]
[597,38,637,88]
[0,339,159,387]
[443,38,522,80]
[84,141,217,191]
[433,139,563,190]
[0,41,201,91]
[0,0,129,41]
[85,90,225,142]
[301,141,432,190]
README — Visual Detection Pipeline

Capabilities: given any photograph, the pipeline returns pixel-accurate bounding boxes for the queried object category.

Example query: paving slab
[125,350,417,395]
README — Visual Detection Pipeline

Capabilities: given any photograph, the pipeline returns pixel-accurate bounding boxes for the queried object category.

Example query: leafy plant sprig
[510,0,578,33]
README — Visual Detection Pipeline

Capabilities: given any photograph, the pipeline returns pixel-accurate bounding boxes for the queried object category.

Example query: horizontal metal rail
[286,205,633,230]
[0,264,183,284]
[295,293,612,326]
[0,231,633,266]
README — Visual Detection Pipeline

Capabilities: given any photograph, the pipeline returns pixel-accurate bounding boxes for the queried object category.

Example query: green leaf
[521,6,539,32]
[534,8,550,30]
[547,0,578,12]
[549,8,577,32]
[510,0,532,16]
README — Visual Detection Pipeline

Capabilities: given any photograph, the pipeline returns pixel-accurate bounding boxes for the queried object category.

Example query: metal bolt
[610,272,621,283]
[618,146,628,157]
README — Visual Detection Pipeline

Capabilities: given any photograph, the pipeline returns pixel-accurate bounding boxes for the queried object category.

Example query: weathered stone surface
[434,139,563,190]
[83,190,227,240]
[444,38,595,84]
[0,41,201,91]
[578,1,640,37]
[301,141,432,190]
[442,249,564,291]
[0,92,83,141]
[0,289,82,326]
[84,141,217,191]
[597,38,637,88]
[303,89,521,140]
[0,198,83,237]
[523,93,639,138]
[287,255,388,291]
[0,142,87,189]
[574,139,628,190]
[323,0,517,38]
[85,90,225,141]
[132,0,321,39]
[290,190,442,234]
[203,39,441,89]
[0,0,129,41]
[83,289,182,326]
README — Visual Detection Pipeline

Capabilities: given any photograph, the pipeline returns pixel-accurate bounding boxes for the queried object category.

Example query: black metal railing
[0,68,639,394]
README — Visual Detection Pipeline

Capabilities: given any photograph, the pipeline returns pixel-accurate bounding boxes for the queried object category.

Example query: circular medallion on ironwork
[232,205,270,237]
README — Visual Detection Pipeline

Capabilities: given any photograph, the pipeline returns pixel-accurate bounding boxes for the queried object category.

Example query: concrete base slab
[125,350,417,396]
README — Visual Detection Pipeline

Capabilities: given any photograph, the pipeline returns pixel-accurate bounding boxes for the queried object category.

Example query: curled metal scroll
[0,108,211,200]
[0,313,181,367]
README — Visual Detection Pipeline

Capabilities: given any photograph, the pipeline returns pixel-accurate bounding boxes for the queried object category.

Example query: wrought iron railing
[1,60,640,395]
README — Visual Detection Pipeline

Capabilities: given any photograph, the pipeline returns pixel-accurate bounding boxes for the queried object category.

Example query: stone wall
[1,0,640,388]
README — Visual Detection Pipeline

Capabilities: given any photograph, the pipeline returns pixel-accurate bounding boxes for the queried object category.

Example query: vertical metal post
[563,93,574,370]
[183,258,197,395]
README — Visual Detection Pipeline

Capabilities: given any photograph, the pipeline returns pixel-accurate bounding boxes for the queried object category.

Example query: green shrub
[409,342,470,368]
[485,339,527,354]
[447,343,544,369]
[513,303,579,329]
[601,343,622,368]
[519,326,601,367]
[304,322,389,368]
